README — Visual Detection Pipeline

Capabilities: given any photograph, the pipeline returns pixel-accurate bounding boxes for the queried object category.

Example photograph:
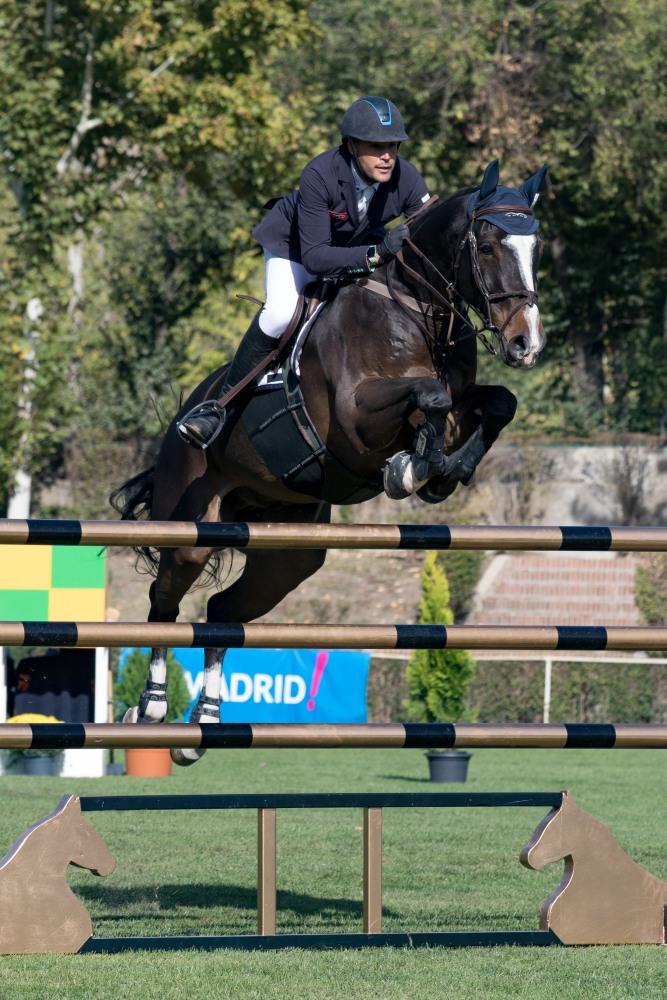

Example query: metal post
[257,808,277,935]
[363,807,383,933]
[543,656,553,724]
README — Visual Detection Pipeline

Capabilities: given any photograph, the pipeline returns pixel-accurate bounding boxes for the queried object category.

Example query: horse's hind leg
[172,502,331,766]
[125,448,231,725]
[124,544,215,724]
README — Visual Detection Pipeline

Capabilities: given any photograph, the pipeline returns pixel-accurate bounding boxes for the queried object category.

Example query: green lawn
[1,747,666,999]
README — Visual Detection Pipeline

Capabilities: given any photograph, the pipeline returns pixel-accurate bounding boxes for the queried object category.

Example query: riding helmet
[340,97,409,142]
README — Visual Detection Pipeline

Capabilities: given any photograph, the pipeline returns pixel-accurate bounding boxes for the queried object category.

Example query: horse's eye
[479,243,494,255]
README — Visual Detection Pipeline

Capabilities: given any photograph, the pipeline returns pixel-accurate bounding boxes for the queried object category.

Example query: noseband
[389,202,539,365]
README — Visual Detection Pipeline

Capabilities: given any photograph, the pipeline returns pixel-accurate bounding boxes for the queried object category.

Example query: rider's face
[351,141,399,183]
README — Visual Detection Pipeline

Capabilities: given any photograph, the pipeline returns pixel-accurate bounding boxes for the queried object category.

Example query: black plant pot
[23,754,57,776]
[425,750,472,783]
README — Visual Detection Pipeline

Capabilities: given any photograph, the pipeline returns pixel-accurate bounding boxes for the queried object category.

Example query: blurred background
[1,0,665,518]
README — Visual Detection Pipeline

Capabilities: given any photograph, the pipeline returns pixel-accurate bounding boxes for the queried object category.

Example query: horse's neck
[0,814,74,882]
[409,197,467,276]
[565,804,666,888]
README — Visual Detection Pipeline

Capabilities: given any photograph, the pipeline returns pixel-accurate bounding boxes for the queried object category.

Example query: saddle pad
[242,378,383,505]
[242,383,326,498]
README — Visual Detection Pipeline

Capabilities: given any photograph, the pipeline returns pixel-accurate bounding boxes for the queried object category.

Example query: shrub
[114,649,191,722]
[405,551,475,722]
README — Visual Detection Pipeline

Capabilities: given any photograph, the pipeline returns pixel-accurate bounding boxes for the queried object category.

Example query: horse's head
[409,160,548,369]
[456,160,548,368]
[62,796,116,877]
[520,791,579,871]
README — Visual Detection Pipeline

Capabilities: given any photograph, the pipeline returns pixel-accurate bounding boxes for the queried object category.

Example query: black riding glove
[378,223,410,262]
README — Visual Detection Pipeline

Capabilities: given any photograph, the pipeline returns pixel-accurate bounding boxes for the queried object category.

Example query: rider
[177,96,431,450]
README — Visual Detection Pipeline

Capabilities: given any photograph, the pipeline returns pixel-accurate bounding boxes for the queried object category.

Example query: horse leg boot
[418,387,517,503]
[171,647,225,766]
[383,387,451,500]
[177,312,277,450]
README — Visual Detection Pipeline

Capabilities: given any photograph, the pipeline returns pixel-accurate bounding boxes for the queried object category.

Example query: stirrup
[176,400,226,451]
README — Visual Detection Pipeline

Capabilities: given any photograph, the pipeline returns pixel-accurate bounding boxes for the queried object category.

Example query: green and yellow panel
[0,545,106,622]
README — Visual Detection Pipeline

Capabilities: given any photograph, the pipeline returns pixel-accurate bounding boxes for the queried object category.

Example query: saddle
[221,283,328,411]
[238,286,382,505]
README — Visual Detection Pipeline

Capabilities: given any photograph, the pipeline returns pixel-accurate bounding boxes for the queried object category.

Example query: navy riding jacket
[252,145,429,279]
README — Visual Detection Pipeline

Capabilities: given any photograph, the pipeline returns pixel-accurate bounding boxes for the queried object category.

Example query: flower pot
[425,750,472,783]
[23,755,57,776]
[125,747,172,778]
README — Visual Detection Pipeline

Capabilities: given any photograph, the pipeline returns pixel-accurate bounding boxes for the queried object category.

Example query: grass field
[0,746,666,999]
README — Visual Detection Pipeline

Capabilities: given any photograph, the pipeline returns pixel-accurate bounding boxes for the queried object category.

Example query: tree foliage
[0,0,665,513]
[0,0,315,510]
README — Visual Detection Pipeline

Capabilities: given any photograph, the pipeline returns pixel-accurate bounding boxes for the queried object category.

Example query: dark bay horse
[112,160,547,764]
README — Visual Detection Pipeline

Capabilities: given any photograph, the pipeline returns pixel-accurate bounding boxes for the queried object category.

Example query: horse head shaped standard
[520,791,667,944]
[461,160,548,368]
[0,795,115,953]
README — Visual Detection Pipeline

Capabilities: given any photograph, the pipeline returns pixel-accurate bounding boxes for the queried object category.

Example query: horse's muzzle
[506,332,545,368]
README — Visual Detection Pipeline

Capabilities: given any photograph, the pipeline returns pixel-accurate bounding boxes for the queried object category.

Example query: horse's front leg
[171,646,226,767]
[418,383,517,503]
[354,376,452,499]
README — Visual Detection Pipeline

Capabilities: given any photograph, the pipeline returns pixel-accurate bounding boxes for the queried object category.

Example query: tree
[405,551,476,721]
[0,0,317,510]
[114,648,190,722]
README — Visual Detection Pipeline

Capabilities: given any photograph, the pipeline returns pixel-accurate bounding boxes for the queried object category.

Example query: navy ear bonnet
[466,160,548,236]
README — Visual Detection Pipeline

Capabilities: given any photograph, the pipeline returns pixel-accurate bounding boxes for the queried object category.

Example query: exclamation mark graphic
[307,650,329,711]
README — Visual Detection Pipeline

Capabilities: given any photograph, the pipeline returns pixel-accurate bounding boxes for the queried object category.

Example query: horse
[111,160,548,765]
[521,791,667,944]
[0,794,115,953]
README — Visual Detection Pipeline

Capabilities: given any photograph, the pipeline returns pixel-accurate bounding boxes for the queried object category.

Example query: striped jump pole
[1,518,667,551]
[1,621,667,651]
[2,722,667,750]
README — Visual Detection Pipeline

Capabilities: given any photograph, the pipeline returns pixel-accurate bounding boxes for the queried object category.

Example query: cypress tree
[405,552,476,722]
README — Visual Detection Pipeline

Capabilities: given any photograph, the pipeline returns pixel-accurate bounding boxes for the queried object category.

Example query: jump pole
[1,622,666,650]
[1,519,667,551]
[2,722,667,750]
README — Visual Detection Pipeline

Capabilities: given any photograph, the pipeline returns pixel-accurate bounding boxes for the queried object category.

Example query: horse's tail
[109,467,159,575]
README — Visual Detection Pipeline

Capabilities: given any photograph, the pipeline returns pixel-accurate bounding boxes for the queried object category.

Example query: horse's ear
[520,164,548,207]
[479,160,500,200]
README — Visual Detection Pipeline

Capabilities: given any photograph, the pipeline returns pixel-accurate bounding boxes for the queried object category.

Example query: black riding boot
[177,313,277,450]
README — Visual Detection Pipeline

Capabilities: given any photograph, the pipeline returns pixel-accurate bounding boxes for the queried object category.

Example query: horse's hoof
[383,451,418,499]
[170,746,207,767]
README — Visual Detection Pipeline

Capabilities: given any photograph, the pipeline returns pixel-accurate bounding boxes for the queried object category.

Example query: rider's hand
[378,223,410,261]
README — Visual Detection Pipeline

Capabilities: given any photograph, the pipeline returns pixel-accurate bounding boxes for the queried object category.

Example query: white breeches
[258,252,314,339]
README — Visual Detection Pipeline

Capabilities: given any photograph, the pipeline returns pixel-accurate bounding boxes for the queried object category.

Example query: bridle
[383,198,540,367]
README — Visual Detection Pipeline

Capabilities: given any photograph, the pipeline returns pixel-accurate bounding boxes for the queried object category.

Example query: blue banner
[119,647,369,723]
